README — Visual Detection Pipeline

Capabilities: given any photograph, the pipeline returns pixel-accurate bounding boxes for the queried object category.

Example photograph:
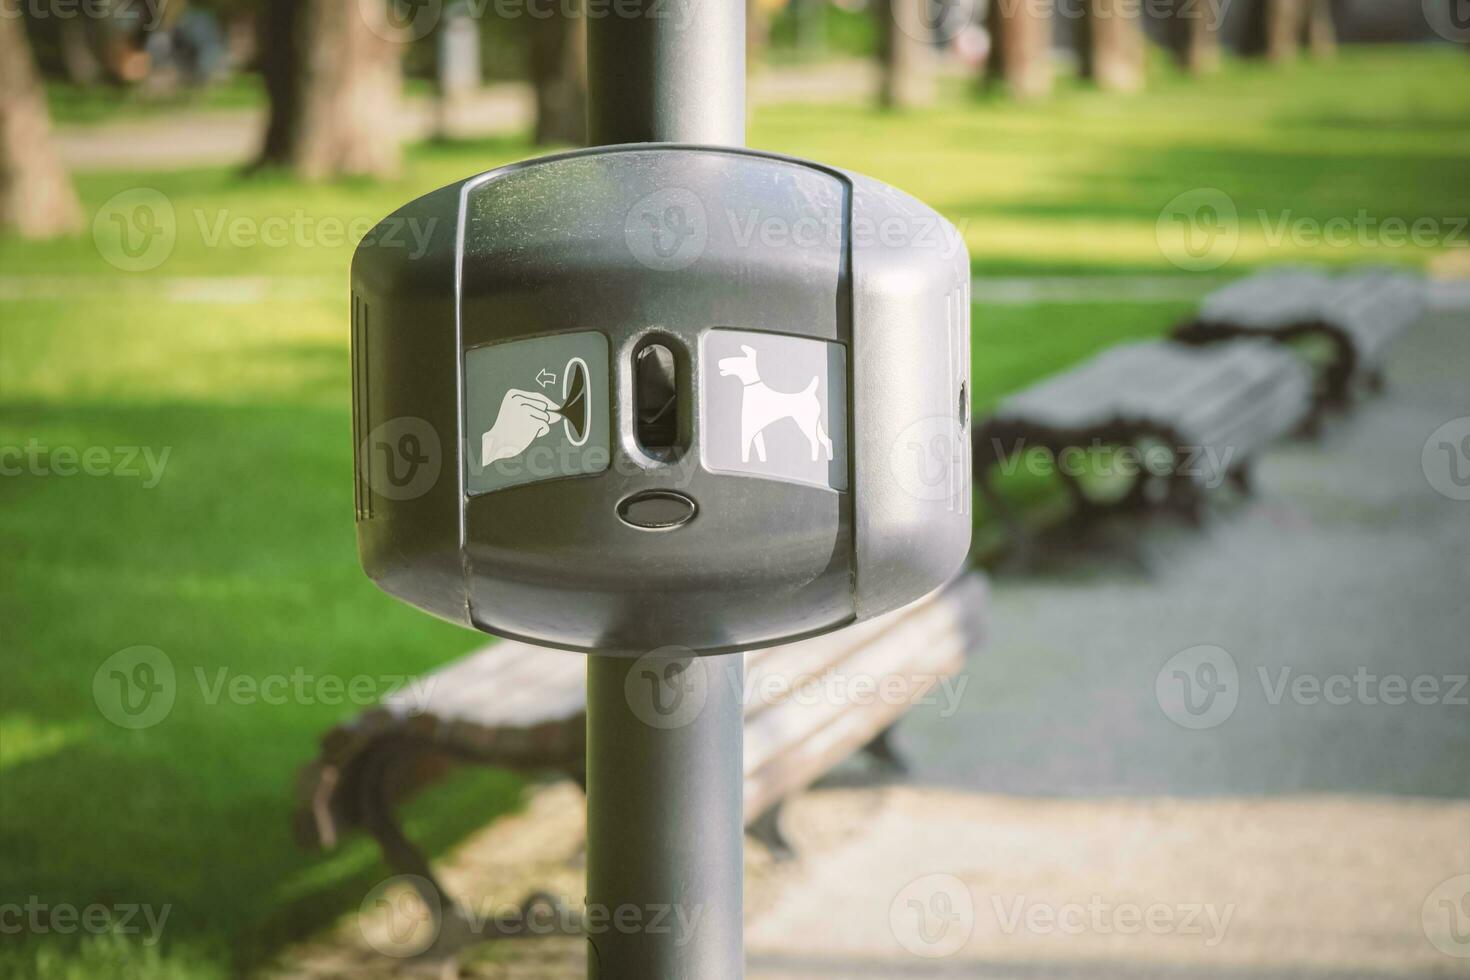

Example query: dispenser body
[351,145,972,654]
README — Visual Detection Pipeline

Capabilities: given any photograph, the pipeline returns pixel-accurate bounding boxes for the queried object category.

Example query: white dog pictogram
[717,344,834,463]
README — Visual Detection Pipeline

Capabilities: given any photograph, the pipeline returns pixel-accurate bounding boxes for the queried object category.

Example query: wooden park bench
[972,339,1310,556]
[1173,267,1425,417]
[293,573,986,956]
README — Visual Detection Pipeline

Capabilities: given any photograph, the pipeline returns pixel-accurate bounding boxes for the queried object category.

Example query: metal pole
[586,0,746,146]
[586,654,745,977]
[585,3,747,977]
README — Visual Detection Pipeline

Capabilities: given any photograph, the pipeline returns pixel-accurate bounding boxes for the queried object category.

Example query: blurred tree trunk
[530,0,586,146]
[253,0,404,180]
[1079,0,1146,93]
[0,15,84,239]
[59,17,105,86]
[878,0,937,109]
[435,3,482,140]
[986,0,1054,100]
[747,0,772,70]
[1240,0,1303,63]
[1302,0,1336,58]
[1166,0,1221,75]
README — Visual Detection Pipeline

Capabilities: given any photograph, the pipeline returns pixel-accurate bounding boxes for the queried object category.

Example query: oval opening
[617,490,697,531]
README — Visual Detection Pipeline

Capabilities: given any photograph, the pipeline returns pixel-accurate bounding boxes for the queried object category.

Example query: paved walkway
[54,60,890,172]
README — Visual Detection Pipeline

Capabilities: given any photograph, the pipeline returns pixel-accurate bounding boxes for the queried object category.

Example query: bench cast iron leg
[862,725,910,775]
[748,802,796,862]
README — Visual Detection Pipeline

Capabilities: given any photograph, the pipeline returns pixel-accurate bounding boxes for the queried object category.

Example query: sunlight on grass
[0,716,90,771]
[1,46,1467,980]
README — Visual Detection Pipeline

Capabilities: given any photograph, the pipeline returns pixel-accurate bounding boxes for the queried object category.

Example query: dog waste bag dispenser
[352,16,970,973]
[351,149,973,654]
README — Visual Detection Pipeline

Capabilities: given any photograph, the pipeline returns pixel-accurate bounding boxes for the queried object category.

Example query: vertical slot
[635,342,679,461]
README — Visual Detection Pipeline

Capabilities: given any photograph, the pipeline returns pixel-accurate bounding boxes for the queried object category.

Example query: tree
[1079,0,1146,93]
[529,0,586,146]
[748,0,773,69]
[1166,0,1221,75]
[1240,0,1304,64]
[253,0,405,180]
[986,0,1055,100]
[1302,0,1336,59]
[878,0,937,109]
[0,14,84,239]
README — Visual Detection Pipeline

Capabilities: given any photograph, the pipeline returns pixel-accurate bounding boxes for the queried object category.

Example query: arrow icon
[535,368,557,389]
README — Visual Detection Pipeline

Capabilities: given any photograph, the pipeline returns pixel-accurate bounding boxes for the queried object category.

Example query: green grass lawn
[2,47,1468,978]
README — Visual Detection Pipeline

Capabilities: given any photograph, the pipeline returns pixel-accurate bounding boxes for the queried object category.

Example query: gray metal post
[586,654,745,977]
[587,0,746,146]
[585,2,747,977]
